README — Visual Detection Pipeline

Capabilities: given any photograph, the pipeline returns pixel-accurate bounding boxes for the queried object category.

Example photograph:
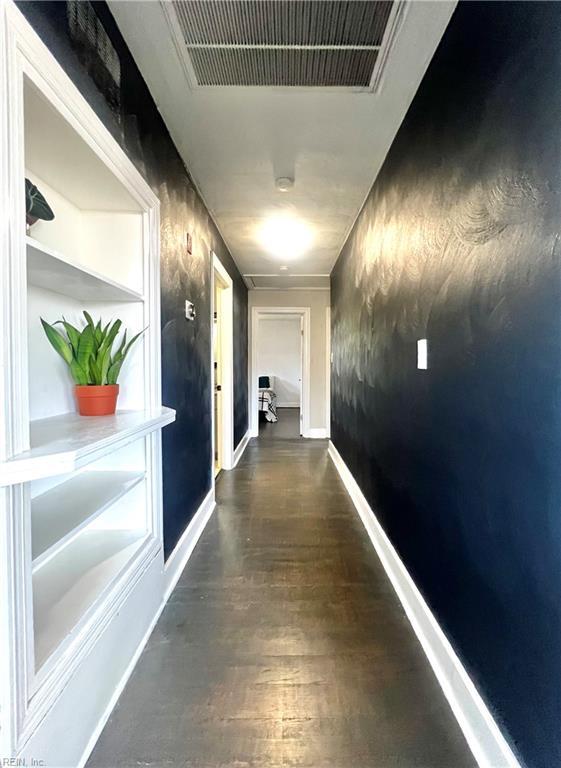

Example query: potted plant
[25,178,54,231]
[41,311,144,416]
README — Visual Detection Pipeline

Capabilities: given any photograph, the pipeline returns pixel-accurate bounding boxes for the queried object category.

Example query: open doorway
[250,307,311,439]
[257,314,302,439]
[211,253,234,475]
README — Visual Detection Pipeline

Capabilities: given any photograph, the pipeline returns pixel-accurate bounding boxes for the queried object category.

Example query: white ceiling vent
[167,0,406,90]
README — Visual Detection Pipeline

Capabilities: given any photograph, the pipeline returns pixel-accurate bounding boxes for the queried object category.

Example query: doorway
[250,307,311,438]
[211,253,234,475]
[257,314,303,439]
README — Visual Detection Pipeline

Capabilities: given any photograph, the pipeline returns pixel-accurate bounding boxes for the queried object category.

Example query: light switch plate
[185,300,196,321]
[417,338,428,370]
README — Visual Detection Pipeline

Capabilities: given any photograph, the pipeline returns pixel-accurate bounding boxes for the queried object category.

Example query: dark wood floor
[259,407,301,440]
[87,437,475,768]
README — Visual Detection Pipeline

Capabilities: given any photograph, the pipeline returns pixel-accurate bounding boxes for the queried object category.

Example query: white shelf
[33,529,147,670]
[0,21,168,761]
[26,236,144,302]
[0,407,175,486]
[32,470,145,571]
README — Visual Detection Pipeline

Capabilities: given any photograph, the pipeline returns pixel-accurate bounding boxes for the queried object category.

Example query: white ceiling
[109,1,455,287]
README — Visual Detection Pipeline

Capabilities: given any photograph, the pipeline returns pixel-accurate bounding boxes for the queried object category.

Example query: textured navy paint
[331,4,561,767]
[17,2,248,560]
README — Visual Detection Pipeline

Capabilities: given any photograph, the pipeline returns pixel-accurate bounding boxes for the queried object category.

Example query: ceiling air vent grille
[169,0,402,89]
[189,47,378,87]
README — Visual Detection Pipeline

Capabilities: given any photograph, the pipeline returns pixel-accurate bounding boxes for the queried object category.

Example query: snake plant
[41,311,144,386]
[25,178,54,224]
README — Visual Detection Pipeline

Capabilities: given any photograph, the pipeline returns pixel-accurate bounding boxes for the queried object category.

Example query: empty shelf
[26,236,143,302]
[33,529,147,670]
[32,470,145,570]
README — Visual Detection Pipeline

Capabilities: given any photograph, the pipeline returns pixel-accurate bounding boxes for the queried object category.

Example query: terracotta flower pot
[75,384,119,416]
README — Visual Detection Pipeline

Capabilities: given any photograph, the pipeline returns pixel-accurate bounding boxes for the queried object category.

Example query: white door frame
[250,306,311,437]
[211,253,234,472]
[325,306,331,439]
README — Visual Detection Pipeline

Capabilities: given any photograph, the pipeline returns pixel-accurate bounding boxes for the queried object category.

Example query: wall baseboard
[77,481,217,766]
[277,402,300,408]
[163,486,216,601]
[77,556,164,768]
[305,427,329,439]
[328,441,521,768]
[233,430,251,467]
[79,487,216,767]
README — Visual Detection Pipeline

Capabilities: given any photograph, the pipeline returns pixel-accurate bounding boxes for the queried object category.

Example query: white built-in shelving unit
[26,235,145,303]
[0,3,175,765]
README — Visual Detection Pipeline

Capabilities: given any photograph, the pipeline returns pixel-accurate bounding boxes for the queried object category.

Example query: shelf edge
[0,407,176,487]
[26,235,145,303]
[30,531,155,694]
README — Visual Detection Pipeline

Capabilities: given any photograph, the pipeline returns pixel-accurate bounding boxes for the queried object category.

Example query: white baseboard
[78,486,216,767]
[163,486,216,601]
[78,615,160,767]
[277,402,300,408]
[233,431,250,467]
[305,427,330,439]
[328,441,521,768]
[77,556,164,768]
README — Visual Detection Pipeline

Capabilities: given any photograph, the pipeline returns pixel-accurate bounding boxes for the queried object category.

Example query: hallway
[88,437,475,768]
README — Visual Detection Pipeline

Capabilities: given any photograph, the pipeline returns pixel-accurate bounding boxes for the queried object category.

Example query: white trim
[77,602,164,768]
[163,486,216,601]
[304,427,329,439]
[369,0,409,92]
[22,537,159,736]
[0,408,175,487]
[250,306,311,438]
[328,441,521,768]
[244,274,330,277]
[159,0,199,91]
[75,553,163,768]
[244,274,330,278]
[211,253,235,472]
[325,306,331,439]
[249,287,330,292]
[277,402,300,408]
[2,9,35,746]
[7,4,158,212]
[1,2,168,760]
[232,431,250,468]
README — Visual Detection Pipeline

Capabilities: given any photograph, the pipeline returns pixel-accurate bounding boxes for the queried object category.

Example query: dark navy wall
[331,4,561,767]
[18,2,248,559]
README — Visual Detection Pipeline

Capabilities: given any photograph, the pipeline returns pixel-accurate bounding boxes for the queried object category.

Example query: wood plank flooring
[87,436,475,768]
[259,407,301,440]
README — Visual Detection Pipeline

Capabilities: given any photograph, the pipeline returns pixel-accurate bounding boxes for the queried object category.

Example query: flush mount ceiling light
[257,214,314,259]
[275,177,294,192]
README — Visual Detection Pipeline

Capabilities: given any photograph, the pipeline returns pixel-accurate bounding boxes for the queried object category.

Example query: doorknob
[215,384,222,392]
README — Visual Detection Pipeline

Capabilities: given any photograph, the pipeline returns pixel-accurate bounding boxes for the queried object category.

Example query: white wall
[249,289,330,434]
[257,317,301,407]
